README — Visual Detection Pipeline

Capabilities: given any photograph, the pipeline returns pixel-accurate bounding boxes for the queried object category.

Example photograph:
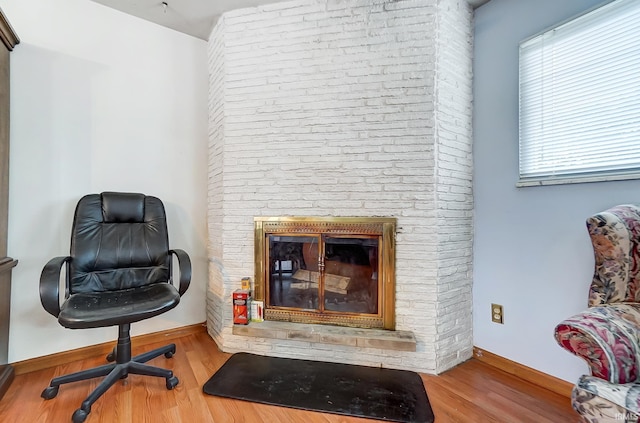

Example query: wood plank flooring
[0,330,578,422]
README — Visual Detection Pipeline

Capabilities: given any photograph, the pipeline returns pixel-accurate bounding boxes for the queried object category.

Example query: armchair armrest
[169,249,191,296]
[39,256,71,318]
[555,304,640,384]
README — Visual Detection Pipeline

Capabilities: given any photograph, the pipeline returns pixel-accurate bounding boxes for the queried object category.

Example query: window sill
[517,171,640,187]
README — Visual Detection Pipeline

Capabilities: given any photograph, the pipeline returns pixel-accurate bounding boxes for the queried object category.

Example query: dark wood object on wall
[0,7,19,400]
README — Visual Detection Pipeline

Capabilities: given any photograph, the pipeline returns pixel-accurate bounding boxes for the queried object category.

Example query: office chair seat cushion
[58,282,180,329]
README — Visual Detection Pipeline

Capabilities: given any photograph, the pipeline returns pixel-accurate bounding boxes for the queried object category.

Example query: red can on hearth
[233,290,250,325]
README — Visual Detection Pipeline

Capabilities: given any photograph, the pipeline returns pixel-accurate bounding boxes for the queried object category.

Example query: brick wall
[433,0,474,372]
[207,0,473,374]
[206,17,227,347]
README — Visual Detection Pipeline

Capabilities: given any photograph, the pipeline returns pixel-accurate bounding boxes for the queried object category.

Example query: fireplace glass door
[255,216,396,329]
[268,235,318,310]
[267,235,379,316]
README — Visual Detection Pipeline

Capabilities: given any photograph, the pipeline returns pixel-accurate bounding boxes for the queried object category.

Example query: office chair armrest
[169,249,191,296]
[40,256,71,318]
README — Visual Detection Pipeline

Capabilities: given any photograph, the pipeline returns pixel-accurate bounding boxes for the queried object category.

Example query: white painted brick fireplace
[207,0,473,374]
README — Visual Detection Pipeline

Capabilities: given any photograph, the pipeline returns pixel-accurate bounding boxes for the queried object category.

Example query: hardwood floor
[0,330,578,422]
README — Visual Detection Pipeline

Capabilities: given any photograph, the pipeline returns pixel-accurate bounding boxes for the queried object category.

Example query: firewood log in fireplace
[302,243,374,294]
[291,269,350,294]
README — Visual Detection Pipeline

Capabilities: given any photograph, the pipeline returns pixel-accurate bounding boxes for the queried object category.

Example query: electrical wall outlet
[491,303,504,324]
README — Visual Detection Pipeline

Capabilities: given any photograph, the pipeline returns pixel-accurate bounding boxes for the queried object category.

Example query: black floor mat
[203,352,434,423]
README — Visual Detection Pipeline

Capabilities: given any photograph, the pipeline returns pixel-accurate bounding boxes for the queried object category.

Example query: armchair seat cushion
[58,282,180,329]
[573,375,640,422]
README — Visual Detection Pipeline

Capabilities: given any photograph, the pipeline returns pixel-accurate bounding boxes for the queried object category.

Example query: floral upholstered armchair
[555,205,640,423]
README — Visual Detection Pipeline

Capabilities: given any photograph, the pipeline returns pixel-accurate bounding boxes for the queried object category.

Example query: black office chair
[39,192,191,423]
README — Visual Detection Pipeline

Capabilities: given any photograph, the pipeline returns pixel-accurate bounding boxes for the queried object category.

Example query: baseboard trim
[0,364,14,399]
[473,346,573,398]
[12,323,207,376]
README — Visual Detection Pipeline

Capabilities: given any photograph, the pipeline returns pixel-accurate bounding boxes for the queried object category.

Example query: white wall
[2,0,208,362]
[472,0,640,383]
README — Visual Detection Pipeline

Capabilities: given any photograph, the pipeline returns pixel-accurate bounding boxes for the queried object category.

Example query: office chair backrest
[69,192,171,294]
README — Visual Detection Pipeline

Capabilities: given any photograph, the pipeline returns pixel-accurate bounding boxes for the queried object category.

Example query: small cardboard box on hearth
[233,290,250,325]
[250,299,264,322]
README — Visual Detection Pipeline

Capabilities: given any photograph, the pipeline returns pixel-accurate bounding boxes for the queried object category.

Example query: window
[518,0,640,186]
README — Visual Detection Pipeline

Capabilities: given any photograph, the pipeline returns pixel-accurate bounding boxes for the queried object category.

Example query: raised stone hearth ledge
[232,321,416,352]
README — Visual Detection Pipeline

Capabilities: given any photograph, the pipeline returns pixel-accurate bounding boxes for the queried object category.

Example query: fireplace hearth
[254,217,396,329]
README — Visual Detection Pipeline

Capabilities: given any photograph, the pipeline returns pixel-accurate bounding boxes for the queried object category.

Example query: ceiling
[90,0,290,40]
[90,0,490,41]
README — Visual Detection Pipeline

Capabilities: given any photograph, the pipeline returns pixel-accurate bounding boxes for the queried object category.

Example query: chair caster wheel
[41,386,59,400]
[72,408,88,423]
[166,376,179,390]
[106,351,115,362]
[164,351,174,359]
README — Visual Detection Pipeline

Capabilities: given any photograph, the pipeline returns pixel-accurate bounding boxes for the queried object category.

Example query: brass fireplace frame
[254,216,396,329]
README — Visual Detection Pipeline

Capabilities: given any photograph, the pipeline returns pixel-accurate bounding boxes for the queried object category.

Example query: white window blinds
[518,0,640,186]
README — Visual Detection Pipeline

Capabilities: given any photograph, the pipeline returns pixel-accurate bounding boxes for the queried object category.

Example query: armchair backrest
[587,204,640,306]
[69,192,171,294]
